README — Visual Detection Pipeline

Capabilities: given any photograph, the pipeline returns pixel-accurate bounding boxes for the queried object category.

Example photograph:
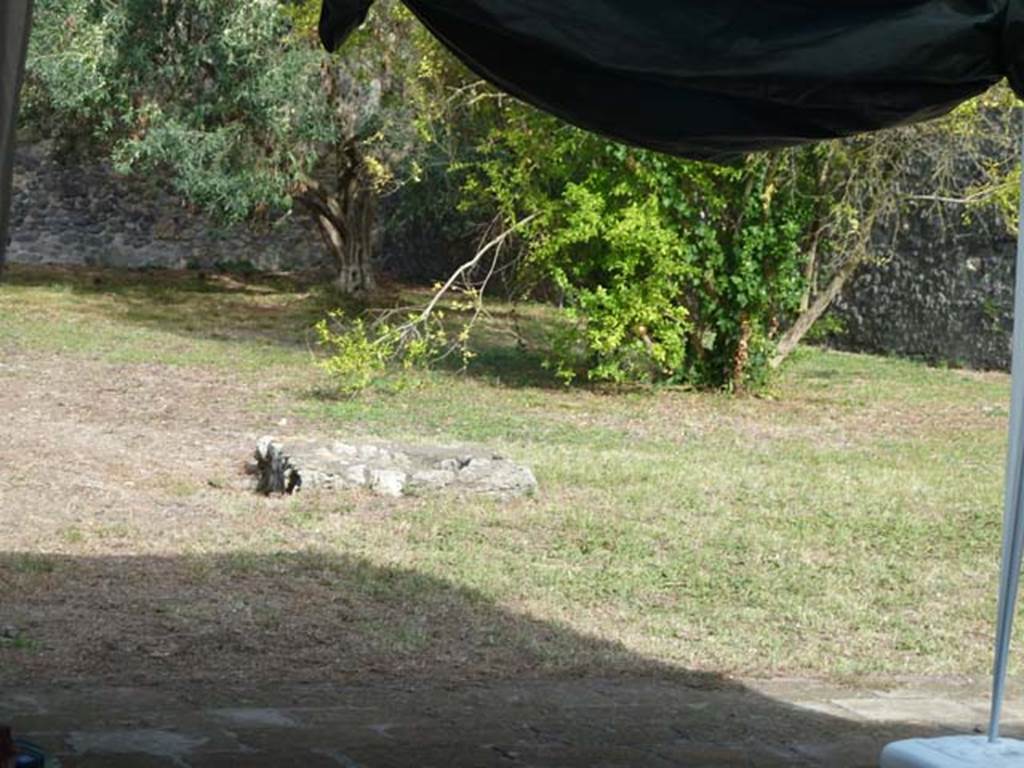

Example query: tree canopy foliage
[434,79,1015,389]
[26,0,435,292]
[23,1,1022,391]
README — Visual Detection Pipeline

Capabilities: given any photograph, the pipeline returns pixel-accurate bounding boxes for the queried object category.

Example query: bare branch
[411,213,538,326]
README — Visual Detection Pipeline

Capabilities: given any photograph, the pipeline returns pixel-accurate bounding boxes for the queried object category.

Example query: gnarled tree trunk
[334,175,375,294]
[298,142,376,295]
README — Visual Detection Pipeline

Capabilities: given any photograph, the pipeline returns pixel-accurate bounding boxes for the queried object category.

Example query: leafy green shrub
[313,311,447,396]
[462,106,815,389]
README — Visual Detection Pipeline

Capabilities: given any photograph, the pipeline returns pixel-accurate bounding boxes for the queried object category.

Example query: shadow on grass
[0,550,954,766]
[442,338,564,390]
[1,262,310,297]
[3,264,568,389]
[0,264,341,348]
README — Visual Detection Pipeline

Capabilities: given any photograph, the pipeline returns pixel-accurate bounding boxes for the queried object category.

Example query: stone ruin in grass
[252,437,537,500]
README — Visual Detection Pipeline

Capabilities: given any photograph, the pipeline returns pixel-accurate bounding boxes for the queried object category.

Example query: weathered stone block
[252,437,537,500]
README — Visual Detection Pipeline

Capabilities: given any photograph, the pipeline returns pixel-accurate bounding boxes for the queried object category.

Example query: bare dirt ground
[0,349,687,686]
[2,352,293,681]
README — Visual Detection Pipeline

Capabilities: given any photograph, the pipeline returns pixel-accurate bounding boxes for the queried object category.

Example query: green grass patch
[0,264,1014,681]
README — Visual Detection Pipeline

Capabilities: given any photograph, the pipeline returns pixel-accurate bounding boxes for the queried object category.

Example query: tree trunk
[798,151,834,315]
[335,182,375,295]
[771,253,864,369]
[799,226,822,315]
[316,187,375,295]
[301,177,376,296]
[732,314,752,391]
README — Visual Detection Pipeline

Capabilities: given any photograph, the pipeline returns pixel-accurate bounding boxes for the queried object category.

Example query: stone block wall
[6,141,1019,372]
[7,141,325,272]
[830,207,1015,371]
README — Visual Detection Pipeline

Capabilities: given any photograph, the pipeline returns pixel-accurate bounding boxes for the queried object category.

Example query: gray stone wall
[831,208,1015,371]
[7,141,1019,371]
[7,141,325,272]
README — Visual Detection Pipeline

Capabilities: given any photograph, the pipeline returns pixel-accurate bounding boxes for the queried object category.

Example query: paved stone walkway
[4,678,1022,767]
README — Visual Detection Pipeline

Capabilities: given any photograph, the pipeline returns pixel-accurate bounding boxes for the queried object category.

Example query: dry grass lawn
[0,265,1014,689]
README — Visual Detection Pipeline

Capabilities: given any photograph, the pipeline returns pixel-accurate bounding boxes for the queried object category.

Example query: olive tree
[25,0,431,292]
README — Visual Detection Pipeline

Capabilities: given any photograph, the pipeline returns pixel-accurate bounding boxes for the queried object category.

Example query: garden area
[5,1,1024,765]
[1,265,1012,688]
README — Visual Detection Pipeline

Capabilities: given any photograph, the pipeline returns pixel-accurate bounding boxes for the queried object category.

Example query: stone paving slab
[4,678,1024,768]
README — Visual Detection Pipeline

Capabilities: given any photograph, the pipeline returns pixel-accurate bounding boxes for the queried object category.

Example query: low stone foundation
[252,437,538,500]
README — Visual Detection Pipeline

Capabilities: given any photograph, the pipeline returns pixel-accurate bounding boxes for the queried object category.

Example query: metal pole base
[881,736,1024,767]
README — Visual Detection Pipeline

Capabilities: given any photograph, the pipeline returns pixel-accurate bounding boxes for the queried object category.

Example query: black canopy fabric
[0,1,32,268]
[321,0,1024,159]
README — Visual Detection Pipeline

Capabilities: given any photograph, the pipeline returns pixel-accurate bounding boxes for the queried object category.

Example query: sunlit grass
[0,264,1013,681]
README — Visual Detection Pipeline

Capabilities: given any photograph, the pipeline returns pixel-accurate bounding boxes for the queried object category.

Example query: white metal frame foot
[880,736,1024,767]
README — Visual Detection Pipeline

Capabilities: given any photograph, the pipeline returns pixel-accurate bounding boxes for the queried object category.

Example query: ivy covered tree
[25,0,433,293]
[458,103,818,388]
[453,89,1020,389]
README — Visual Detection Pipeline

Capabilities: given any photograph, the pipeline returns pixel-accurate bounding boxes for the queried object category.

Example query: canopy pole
[0,0,33,269]
[988,109,1024,743]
